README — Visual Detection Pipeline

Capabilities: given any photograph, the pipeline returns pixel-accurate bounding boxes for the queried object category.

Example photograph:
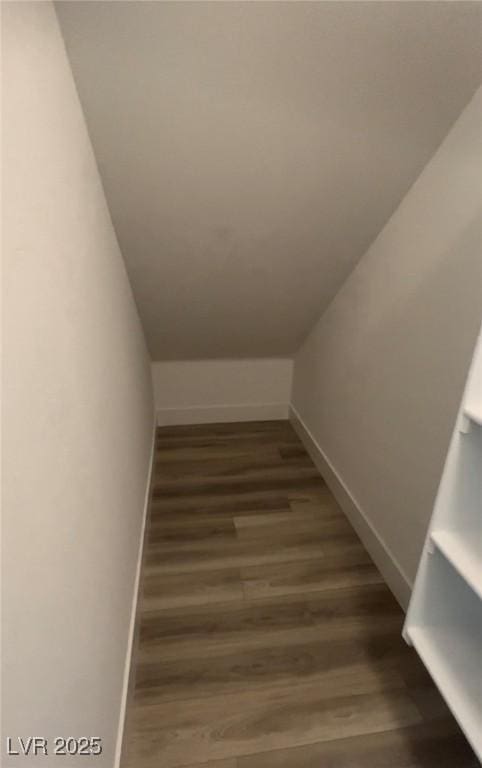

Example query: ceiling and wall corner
[56,1,482,362]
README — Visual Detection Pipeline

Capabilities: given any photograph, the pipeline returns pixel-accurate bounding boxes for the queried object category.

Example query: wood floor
[123,420,477,768]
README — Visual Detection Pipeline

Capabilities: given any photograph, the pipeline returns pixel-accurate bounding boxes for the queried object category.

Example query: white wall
[291,88,482,608]
[2,4,154,766]
[153,358,293,425]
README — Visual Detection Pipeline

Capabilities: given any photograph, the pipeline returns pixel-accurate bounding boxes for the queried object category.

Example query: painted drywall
[2,4,154,766]
[56,1,482,360]
[153,358,293,425]
[292,87,482,600]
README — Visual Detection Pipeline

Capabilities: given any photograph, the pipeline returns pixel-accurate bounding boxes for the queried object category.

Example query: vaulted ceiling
[57,1,482,360]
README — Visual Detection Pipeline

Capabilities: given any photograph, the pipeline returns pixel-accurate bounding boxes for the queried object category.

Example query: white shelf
[464,402,482,426]
[405,326,482,760]
[431,530,482,600]
[407,624,482,760]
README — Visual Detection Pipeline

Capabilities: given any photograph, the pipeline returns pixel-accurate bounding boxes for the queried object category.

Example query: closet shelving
[404,327,482,761]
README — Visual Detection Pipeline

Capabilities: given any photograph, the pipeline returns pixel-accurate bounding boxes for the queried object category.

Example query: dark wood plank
[137,584,403,661]
[145,537,331,574]
[152,464,324,500]
[183,761,236,768]
[234,512,353,541]
[147,516,236,545]
[236,721,478,768]
[156,420,296,438]
[126,686,421,768]
[149,493,292,516]
[155,452,314,478]
[233,507,317,529]
[134,631,411,703]
[141,567,243,611]
[241,555,382,600]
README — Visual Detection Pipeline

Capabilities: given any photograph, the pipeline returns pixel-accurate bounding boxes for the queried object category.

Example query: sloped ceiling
[56,1,482,360]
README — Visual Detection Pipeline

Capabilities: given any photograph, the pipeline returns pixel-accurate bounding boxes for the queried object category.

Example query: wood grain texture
[136,585,404,664]
[141,567,244,611]
[123,420,476,768]
[128,686,421,767]
[236,721,479,768]
[241,554,383,600]
[184,761,237,768]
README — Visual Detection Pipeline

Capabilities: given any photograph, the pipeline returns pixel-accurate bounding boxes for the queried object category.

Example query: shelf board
[407,625,482,760]
[463,402,482,426]
[430,530,482,600]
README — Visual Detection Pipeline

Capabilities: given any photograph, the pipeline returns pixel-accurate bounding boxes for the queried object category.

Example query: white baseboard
[157,402,289,426]
[289,405,412,611]
[114,414,156,768]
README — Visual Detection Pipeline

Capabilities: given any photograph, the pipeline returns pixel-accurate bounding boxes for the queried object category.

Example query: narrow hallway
[123,421,476,768]
[4,4,482,763]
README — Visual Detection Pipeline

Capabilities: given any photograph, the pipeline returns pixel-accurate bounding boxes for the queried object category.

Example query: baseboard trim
[289,405,412,611]
[114,414,156,768]
[157,403,289,426]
